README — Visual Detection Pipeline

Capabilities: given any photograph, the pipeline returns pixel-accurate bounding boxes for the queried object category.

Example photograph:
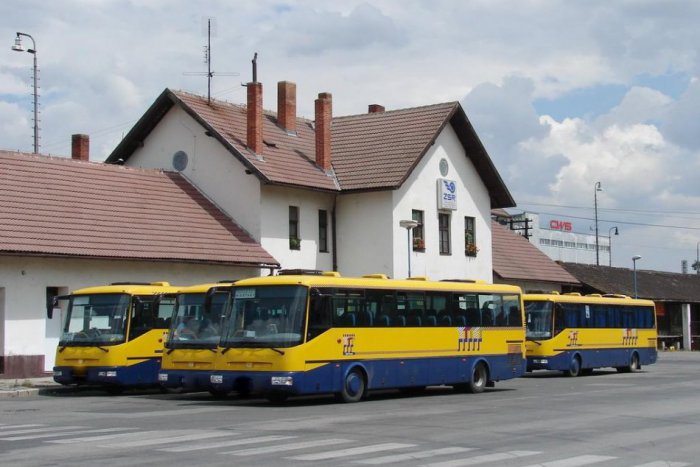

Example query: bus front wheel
[338,368,365,403]
[563,355,581,377]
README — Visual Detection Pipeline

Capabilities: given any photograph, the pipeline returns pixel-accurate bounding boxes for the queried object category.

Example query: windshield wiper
[528,339,542,346]
[96,346,109,353]
[269,347,285,355]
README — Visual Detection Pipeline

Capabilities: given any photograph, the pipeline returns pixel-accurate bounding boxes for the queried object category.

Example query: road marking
[634,463,690,467]
[1,427,133,441]
[49,430,166,444]
[288,443,416,461]
[519,455,617,467]
[97,431,232,448]
[159,435,296,452]
[423,450,541,466]
[0,426,83,436]
[0,424,44,431]
[223,438,353,456]
[356,447,476,464]
[91,407,226,418]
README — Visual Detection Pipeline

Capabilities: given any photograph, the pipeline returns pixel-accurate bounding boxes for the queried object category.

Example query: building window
[412,209,425,251]
[289,206,300,250]
[465,216,477,256]
[318,209,328,253]
[438,213,451,255]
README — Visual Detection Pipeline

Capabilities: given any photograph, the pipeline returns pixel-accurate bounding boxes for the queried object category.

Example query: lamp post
[608,226,619,267]
[11,32,38,154]
[399,219,419,278]
[696,241,699,275]
[594,181,602,265]
[632,255,642,299]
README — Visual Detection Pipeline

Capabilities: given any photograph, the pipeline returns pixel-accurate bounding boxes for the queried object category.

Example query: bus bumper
[207,370,303,396]
[158,370,212,391]
[54,360,160,387]
[53,366,85,385]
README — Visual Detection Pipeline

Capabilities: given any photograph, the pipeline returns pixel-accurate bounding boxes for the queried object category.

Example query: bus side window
[553,303,565,334]
[307,295,332,340]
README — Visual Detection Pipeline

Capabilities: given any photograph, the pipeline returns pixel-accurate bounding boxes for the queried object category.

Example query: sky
[2,0,700,274]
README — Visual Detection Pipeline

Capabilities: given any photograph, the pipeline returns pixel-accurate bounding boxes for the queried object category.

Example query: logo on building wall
[549,220,573,231]
[457,327,482,351]
[437,179,457,210]
[342,333,356,356]
[623,328,638,346]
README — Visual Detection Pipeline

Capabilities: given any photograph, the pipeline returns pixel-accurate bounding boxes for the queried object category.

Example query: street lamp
[399,219,419,278]
[608,226,619,267]
[632,255,642,299]
[696,241,699,275]
[594,181,602,265]
[11,32,38,154]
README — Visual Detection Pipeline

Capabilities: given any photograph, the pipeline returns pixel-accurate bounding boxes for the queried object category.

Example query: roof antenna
[252,52,258,83]
[183,17,238,104]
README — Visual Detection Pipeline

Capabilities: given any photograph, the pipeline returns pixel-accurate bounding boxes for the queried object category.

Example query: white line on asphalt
[91,407,227,418]
[0,424,44,431]
[0,426,84,437]
[633,462,690,467]
[519,455,618,467]
[0,427,132,441]
[222,438,353,456]
[49,430,166,444]
[287,443,416,461]
[356,447,476,464]
[422,450,541,467]
[97,431,232,448]
[159,435,296,452]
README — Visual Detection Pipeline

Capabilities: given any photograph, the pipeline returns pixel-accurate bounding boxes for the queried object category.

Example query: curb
[0,387,42,398]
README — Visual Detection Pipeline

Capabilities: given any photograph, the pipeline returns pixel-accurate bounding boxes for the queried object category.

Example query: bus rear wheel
[338,368,365,403]
[617,352,641,373]
[563,355,581,377]
[458,362,487,394]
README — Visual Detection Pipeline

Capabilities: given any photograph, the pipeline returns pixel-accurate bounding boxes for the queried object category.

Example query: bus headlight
[534,359,548,364]
[210,374,223,384]
[98,370,118,378]
[271,376,293,386]
[53,370,62,377]
[158,373,168,382]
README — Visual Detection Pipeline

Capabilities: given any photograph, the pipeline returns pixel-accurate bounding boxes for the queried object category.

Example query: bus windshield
[169,292,228,347]
[220,285,307,349]
[60,293,131,345]
[525,300,553,340]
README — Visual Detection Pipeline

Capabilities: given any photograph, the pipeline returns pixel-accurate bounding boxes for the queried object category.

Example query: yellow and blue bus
[158,282,234,393]
[206,272,526,403]
[51,281,178,391]
[525,292,657,376]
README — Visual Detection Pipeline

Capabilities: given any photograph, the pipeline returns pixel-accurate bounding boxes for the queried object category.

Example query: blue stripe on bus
[527,347,657,371]
[207,354,527,396]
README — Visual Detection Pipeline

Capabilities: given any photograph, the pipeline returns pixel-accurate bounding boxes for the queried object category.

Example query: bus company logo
[443,180,456,194]
[342,333,356,356]
[457,327,482,351]
[623,328,638,346]
[567,330,579,347]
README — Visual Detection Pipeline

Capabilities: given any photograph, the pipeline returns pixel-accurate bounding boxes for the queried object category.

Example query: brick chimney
[368,104,385,113]
[315,92,332,171]
[71,134,89,161]
[247,82,263,155]
[277,81,296,134]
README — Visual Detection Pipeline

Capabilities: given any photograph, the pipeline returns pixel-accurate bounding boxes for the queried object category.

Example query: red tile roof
[108,89,514,208]
[492,221,579,286]
[0,151,278,267]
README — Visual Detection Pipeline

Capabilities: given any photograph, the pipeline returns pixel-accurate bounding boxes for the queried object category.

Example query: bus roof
[523,292,655,307]
[71,282,181,296]
[175,281,237,294]
[234,273,522,294]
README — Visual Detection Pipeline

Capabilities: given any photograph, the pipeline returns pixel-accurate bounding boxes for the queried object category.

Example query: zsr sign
[549,220,573,231]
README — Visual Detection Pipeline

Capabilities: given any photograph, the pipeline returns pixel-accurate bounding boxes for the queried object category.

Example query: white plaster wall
[336,191,394,277]
[0,256,263,371]
[393,124,493,282]
[260,185,335,271]
[126,106,263,240]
